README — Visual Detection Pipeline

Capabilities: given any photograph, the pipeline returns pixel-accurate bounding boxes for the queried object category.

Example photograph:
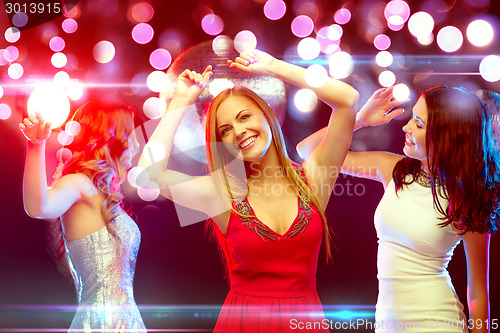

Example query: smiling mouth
[405,136,414,146]
[239,136,256,149]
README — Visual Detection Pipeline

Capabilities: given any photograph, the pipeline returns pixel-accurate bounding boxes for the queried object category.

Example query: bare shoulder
[51,173,98,197]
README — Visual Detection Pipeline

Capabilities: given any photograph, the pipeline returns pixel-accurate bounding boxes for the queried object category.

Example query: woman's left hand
[228,49,276,76]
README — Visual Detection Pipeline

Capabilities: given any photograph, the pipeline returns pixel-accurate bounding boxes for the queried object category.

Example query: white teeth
[240,137,256,148]
[405,137,413,145]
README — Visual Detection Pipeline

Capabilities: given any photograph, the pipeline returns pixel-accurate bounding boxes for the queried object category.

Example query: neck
[246,145,286,182]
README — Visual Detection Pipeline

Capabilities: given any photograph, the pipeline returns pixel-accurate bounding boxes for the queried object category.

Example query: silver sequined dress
[64,214,146,332]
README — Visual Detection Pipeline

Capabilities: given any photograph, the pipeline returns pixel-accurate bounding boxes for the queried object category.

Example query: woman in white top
[297,86,499,333]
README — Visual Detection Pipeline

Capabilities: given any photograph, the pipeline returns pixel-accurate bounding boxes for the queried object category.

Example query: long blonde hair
[205,86,332,261]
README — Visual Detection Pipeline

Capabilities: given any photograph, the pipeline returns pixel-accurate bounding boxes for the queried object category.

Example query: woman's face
[402,96,428,163]
[215,95,273,162]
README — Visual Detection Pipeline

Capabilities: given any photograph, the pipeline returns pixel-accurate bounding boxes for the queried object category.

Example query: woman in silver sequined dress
[19,100,146,332]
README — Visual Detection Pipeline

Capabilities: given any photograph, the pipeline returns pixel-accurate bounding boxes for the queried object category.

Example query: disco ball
[163,39,286,164]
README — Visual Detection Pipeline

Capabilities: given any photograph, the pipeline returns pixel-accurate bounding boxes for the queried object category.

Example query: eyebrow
[217,109,250,131]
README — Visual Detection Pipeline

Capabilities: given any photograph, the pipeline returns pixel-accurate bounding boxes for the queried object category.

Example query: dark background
[1,0,499,331]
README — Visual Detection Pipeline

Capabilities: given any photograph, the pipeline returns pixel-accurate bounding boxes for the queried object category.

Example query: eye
[241,114,250,121]
[220,127,231,136]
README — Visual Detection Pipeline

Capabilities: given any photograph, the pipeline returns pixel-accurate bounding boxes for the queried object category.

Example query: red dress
[213,167,328,333]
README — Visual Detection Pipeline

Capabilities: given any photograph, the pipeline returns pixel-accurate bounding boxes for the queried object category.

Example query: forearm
[267,59,359,110]
[468,292,490,333]
[138,96,193,181]
[23,141,49,217]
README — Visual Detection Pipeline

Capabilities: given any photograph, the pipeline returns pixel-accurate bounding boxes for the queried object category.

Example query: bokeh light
[417,33,434,46]
[5,27,20,43]
[201,14,224,36]
[376,51,394,67]
[12,12,28,27]
[334,8,351,25]
[130,2,154,23]
[8,63,24,79]
[291,15,314,38]
[316,27,341,54]
[54,71,71,87]
[378,70,396,87]
[51,52,68,68]
[297,37,320,60]
[149,48,172,70]
[305,65,328,88]
[137,181,160,201]
[387,15,405,31]
[234,30,257,53]
[466,20,494,47]
[56,147,72,163]
[93,41,115,63]
[132,23,154,44]
[27,85,71,128]
[58,131,74,146]
[4,46,19,62]
[408,12,434,40]
[67,81,84,100]
[212,35,232,56]
[294,89,317,112]
[329,51,354,79]
[128,166,148,188]
[0,49,8,66]
[264,0,286,21]
[142,140,166,163]
[146,71,170,93]
[393,83,410,101]
[143,96,164,119]
[65,120,81,136]
[0,104,11,120]
[436,26,463,53]
[374,34,391,50]
[384,0,410,22]
[49,37,66,52]
[62,18,78,34]
[479,55,500,82]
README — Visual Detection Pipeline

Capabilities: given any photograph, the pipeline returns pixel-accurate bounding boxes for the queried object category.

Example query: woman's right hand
[173,65,213,103]
[356,86,408,128]
[19,113,52,144]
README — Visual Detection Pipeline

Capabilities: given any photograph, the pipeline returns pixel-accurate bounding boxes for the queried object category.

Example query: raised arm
[463,231,490,333]
[20,114,85,219]
[229,50,359,208]
[296,86,407,186]
[137,66,229,219]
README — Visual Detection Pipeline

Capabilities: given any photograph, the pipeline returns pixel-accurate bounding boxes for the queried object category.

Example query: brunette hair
[393,86,500,233]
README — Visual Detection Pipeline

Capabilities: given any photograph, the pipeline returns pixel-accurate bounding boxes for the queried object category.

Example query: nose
[233,125,247,140]
[402,120,411,134]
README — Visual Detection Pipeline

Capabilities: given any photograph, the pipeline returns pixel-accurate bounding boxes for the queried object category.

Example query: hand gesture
[174,65,213,103]
[356,86,409,127]
[19,113,52,144]
[227,49,276,76]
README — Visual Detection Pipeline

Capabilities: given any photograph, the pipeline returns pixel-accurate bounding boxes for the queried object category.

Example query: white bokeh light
[408,12,434,40]
[234,30,257,53]
[378,70,396,87]
[137,181,160,201]
[27,84,71,128]
[146,71,170,93]
[436,26,463,53]
[209,78,234,97]
[294,89,317,112]
[143,96,164,119]
[93,41,115,64]
[305,65,328,88]
[297,37,320,60]
[393,83,410,101]
[328,52,354,79]
[479,55,500,82]
[142,140,166,163]
[376,51,394,68]
[467,20,494,47]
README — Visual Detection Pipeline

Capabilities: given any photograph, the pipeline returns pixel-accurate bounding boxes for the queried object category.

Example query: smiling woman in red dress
[139,49,359,332]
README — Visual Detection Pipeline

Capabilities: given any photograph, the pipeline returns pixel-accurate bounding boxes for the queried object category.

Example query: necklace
[415,170,432,188]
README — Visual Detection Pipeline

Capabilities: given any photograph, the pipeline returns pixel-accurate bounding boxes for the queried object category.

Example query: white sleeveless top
[374,178,468,333]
